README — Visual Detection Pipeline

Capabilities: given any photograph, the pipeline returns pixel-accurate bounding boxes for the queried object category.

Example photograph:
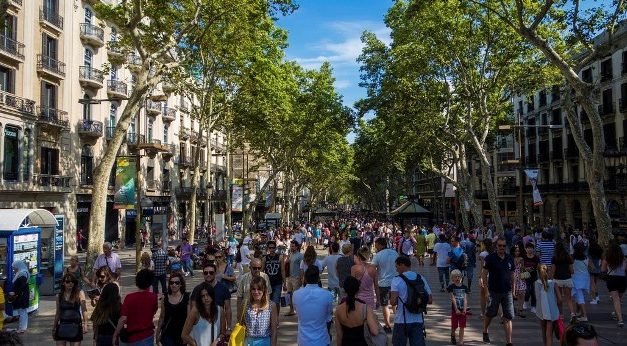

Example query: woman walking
[243,276,278,346]
[551,242,575,319]
[512,244,527,317]
[90,267,114,307]
[8,260,30,333]
[535,264,560,346]
[156,272,189,346]
[334,276,379,346]
[299,245,323,285]
[140,252,154,272]
[90,283,121,346]
[182,282,226,346]
[587,239,603,304]
[53,273,88,345]
[415,231,427,266]
[64,255,91,290]
[215,250,236,294]
[351,246,379,310]
[112,269,158,345]
[602,242,626,327]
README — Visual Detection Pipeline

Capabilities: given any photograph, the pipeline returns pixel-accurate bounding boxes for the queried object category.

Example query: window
[128,115,136,135]
[147,118,153,141]
[42,33,58,59]
[3,14,17,40]
[582,68,592,83]
[0,65,15,93]
[40,82,57,110]
[84,7,93,24]
[111,27,118,42]
[40,147,59,176]
[601,58,613,82]
[164,124,169,144]
[82,94,92,120]
[80,145,93,185]
[23,129,31,181]
[109,104,117,127]
[44,0,59,14]
[131,74,137,85]
[3,126,19,181]
[147,166,154,187]
[111,65,118,80]
[84,48,93,67]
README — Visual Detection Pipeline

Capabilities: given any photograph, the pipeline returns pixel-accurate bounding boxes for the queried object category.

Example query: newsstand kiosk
[0,209,58,315]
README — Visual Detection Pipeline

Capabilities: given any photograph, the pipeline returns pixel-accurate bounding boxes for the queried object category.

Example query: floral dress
[514,259,527,292]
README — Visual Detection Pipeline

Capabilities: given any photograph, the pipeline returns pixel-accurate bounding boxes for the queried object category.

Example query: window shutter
[52,149,59,175]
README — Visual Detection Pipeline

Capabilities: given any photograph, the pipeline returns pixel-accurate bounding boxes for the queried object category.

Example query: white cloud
[291,20,391,70]
[334,79,352,89]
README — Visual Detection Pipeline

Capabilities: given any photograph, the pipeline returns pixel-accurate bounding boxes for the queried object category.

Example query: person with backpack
[390,256,433,346]
[397,229,416,257]
[460,233,477,291]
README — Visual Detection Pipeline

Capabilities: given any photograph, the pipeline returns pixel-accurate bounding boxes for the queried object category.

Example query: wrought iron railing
[79,23,104,43]
[37,106,68,128]
[0,34,25,59]
[0,91,35,114]
[78,119,103,136]
[37,54,65,76]
[107,80,128,96]
[79,66,104,84]
[40,7,64,30]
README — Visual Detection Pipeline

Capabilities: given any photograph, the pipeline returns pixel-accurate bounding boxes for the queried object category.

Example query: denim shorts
[486,291,514,320]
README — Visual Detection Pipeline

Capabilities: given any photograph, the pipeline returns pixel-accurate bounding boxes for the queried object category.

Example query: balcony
[78,119,103,139]
[598,103,615,118]
[178,100,190,113]
[138,138,170,153]
[0,34,25,62]
[180,127,190,140]
[79,23,104,47]
[146,100,161,115]
[126,133,145,148]
[8,0,21,9]
[0,91,35,115]
[107,42,124,60]
[37,54,65,79]
[497,187,517,196]
[190,131,199,143]
[107,80,128,99]
[146,180,156,191]
[37,107,68,130]
[39,7,64,31]
[162,144,176,161]
[162,106,176,122]
[79,66,104,89]
[128,54,142,70]
[33,174,71,192]
[178,155,192,167]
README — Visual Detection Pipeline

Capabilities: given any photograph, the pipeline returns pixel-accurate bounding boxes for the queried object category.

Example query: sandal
[619,321,624,328]
[451,333,457,345]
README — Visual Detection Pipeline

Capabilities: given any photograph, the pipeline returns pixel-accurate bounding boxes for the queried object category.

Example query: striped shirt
[536,241,555,265]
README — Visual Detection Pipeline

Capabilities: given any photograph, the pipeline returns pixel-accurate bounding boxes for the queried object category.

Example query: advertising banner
[232,184,243,212]
[114,157,136,209]
[53,215,64,293]
[524,169,544,206]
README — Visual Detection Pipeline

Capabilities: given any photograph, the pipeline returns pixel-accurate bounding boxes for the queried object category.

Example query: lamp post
[604,149,627,219]
[498,123,563,229]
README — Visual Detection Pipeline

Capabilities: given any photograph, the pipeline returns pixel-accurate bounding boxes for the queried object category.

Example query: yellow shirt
[426,233,436,249]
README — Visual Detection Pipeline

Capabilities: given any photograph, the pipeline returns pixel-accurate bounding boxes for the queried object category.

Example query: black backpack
[398,273,429,314]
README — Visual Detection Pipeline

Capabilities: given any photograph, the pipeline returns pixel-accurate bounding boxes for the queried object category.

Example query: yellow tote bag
[229,300,247,346]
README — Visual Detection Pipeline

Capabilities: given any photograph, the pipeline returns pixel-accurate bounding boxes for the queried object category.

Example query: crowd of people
[0,217,621,346]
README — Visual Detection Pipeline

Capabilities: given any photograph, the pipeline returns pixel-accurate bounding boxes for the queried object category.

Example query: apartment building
[0,1,227,254]
[472,22,627,230]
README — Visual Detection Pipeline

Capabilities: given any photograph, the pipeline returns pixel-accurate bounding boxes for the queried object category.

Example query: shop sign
[482,210,493,216]
[76,207,89,213]
[4,127,17,138]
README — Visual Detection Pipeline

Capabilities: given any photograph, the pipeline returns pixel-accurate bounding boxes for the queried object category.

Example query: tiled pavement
[17,248,627,345]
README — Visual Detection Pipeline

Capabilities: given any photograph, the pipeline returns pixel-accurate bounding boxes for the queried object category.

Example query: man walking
[293,266,334,346]
[284,240,303,316]
[237,258,272,315]
[460,233,477,291]
[180,237,194,277]
[93,242,122,282]
[433,234,451,291]
[481,236,515,345]
[321,242,342,303]
[152,240,169,294]
[336,243,354,300]
[390,256,432,346]
[263,240,285,312]
[372,237,399,333]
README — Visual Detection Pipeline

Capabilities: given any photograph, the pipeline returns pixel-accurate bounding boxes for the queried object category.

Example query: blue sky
[277,0,394,114]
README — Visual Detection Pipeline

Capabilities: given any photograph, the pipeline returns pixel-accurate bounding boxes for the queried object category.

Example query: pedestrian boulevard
[18,248,627,345]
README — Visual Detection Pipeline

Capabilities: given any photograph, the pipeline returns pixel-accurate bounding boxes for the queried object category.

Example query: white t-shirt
[433,242,452,268]
[321,254,341,288]
[293,232,305,245]
[240,245,251,265]
[228,241,238,256]
[391,271,431,324]
[372,248,399,287]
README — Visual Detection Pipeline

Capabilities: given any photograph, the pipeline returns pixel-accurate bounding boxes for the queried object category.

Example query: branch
[530,0,554,31]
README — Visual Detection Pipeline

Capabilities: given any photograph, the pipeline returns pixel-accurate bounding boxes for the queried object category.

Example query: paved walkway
[16,247,627,345]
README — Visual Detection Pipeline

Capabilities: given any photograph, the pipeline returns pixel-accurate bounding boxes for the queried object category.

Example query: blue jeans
[120,335,154,346]
[245,336,271,346]
[182,258,194,276]
[392,322,425,346]
[437,267,450,288]
[270,284,282,308]
[152,273,167,294]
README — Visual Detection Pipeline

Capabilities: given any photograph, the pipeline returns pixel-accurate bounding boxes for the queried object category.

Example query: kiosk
[0,209,60,315]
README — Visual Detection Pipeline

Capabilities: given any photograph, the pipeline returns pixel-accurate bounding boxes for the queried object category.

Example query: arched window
[82,94,91,120]
[81,145,94,185]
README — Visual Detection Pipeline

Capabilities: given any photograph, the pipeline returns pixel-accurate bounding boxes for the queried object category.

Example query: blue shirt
[372,248,399,287]
[293,284,334,346]
[391,271,432,324]
[448,246,464,270]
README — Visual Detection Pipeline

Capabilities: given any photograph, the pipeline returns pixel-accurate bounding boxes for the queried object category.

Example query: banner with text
[232,183,243,212]
[114,157,136,209]
[524,169,544,206]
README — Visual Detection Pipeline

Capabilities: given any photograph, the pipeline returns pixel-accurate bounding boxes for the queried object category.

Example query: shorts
[379,286,390,306]
[606,275,627,293]
[486,291,514,320]
[554,278,574,288]
[451,309,467,329]
[286,277,301,292]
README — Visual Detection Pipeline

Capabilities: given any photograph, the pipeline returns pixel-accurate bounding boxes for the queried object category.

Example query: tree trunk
[86,73,151,270]
[225,132,232,232]
[188,124,204,243]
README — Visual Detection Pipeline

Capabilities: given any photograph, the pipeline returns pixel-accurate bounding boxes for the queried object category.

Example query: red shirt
[121,290,158,342]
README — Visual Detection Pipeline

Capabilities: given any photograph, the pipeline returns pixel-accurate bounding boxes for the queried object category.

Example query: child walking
[447,269,469,345]
[571,242,591,321]
[535,264,561,346]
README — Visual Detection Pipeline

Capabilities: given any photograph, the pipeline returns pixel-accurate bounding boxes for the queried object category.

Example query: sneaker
[523,302,528,310]
[589,299,598,305]
[530,307,536,314]
[619,321,624,328]
[577,316,588,322]
[483,332,490,343]
[612,312,618,321]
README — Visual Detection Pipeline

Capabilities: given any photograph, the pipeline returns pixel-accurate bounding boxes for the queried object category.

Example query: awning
[389,201,431,216]
[0,209,59,231]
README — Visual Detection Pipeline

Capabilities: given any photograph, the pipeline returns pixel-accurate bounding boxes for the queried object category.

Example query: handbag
[229,299,248,346]
[553,316,566,340]
[57,322,81,340]
[362,304,387,346]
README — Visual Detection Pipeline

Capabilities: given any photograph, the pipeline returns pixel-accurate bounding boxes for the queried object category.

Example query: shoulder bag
[362,303,387,346]
[229,299,247,346]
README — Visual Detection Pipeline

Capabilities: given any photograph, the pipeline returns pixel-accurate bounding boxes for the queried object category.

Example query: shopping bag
[229,323,246,346]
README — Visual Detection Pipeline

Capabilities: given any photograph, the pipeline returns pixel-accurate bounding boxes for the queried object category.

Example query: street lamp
[604,148,627,218]
[497,122,563,229]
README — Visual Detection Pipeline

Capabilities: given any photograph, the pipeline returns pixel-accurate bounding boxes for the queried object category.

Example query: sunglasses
[65,280,75,284]
[497,244,507,248]
[251,266,262,270]
[215,256,223,258]
[169,281,181,286]
[203,271,215,275]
